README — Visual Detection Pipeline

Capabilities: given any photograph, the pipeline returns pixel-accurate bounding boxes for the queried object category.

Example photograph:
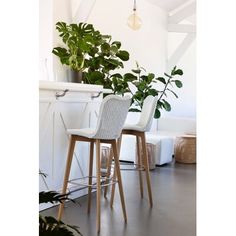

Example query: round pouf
[174,135,196,163]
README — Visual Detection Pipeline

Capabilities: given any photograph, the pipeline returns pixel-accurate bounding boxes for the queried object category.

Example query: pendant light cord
[133,0,137,11]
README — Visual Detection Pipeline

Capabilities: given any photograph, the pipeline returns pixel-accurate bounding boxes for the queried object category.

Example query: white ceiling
[147,0,196,24]
[147,0,190,12]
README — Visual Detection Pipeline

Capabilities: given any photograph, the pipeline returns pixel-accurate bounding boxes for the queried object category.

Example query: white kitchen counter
[39,81,111,210]
[39,80,112,93]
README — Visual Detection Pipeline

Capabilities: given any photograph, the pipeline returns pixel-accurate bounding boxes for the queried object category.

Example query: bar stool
[105,95,158,208]
[57,95,131,233]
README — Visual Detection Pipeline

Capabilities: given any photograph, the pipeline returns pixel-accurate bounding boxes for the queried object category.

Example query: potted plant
[39,173,82,236]
[52,22,129,83]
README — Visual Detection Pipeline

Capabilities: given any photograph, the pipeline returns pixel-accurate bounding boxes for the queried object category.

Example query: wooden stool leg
[136,135,144,198]
[95,139,101,233]
[87,141,94,214]
[111,140,127,222]
[110,136,122,207]
[140,132,153,207]
[58,136,76,220]
[104,147,113,198]
[110,160,116,208]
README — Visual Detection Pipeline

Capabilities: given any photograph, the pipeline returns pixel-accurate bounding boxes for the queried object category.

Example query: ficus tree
[108,62,183,118]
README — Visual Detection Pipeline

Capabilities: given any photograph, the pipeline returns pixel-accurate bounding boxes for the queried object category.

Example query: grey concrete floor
[41,160,196,236]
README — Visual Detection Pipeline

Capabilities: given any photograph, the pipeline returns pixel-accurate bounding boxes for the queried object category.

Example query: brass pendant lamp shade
[127,0,142,30]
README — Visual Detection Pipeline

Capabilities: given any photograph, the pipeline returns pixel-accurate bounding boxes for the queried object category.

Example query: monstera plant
[52,22,129,83]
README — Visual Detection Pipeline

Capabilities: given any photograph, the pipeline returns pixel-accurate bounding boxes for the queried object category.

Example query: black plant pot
[68,69,83,83]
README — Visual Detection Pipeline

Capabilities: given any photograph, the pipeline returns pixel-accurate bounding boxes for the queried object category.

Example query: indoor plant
[39,173,82,236]
[52,22,129,83]
[107,62,183,118]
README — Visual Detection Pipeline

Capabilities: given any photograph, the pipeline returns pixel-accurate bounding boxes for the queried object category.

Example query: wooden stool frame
[57,135,127,233]
[104,130,153,208]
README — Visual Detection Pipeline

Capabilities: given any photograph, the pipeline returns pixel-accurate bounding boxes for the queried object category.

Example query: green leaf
[157,100,164,109]
[101,43,110,53]
[131,69,141,74]
[140,66,146,72]
[129,108,141,112]
[106,58,123,68]
[140,75,148,82]
[124,73,137,81]
[88,47,99,57]
[111,73,123,79]
[133,91,143,100]
[39,215,82,236]
[116,50,129,61]
[147,73,155,82]
[110,45,118,54]
[137,81,146,91]
[174,80,183,88]
[112,41,121,49]
[39,191,72,204]
[162,99,171,111]
[52,47,68,57]
[88,71,105,81]
[172,68,183,76]
[148,89,158,96]
[154,108,161,119]
[167,88,178,98]
[156,77,166,84]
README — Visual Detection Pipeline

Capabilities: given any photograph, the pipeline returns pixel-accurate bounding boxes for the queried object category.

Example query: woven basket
[135,142,156,170]
[174,136,196,163]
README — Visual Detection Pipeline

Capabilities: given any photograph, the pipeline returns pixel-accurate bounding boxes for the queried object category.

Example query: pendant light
[127,0,142,30]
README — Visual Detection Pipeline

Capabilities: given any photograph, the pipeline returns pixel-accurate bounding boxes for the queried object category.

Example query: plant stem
[157,77,172,103]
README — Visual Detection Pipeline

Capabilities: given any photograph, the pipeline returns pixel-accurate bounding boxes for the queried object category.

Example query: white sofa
[119,116,196,165]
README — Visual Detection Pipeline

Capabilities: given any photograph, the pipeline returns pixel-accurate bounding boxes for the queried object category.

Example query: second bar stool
[57,95,131,233]
[106,95,158,208]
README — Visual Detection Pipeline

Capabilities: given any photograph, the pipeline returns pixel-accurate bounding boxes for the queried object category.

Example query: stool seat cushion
[123,124,145,132]
[67,128,96,138]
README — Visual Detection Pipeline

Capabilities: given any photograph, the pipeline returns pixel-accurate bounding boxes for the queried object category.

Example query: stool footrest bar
[67,175,117,188]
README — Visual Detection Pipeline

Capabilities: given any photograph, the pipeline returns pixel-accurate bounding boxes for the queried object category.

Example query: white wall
[39,0,53,81]
[87,0,168,76]
[165,16,196,118]
[39,0,74,82]
[166,33,196,118]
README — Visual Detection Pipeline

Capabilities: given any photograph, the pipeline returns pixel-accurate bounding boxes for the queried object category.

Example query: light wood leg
[58,136,76,220]
[104,147,113,198]
[111,140,127,222]
[110,160,116,208]
[87,141,94,214]
[110,136,122,207]
[117,136,122,160]
[136,135,144,198]
[95,139,101,233]
[140,132,153,207]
